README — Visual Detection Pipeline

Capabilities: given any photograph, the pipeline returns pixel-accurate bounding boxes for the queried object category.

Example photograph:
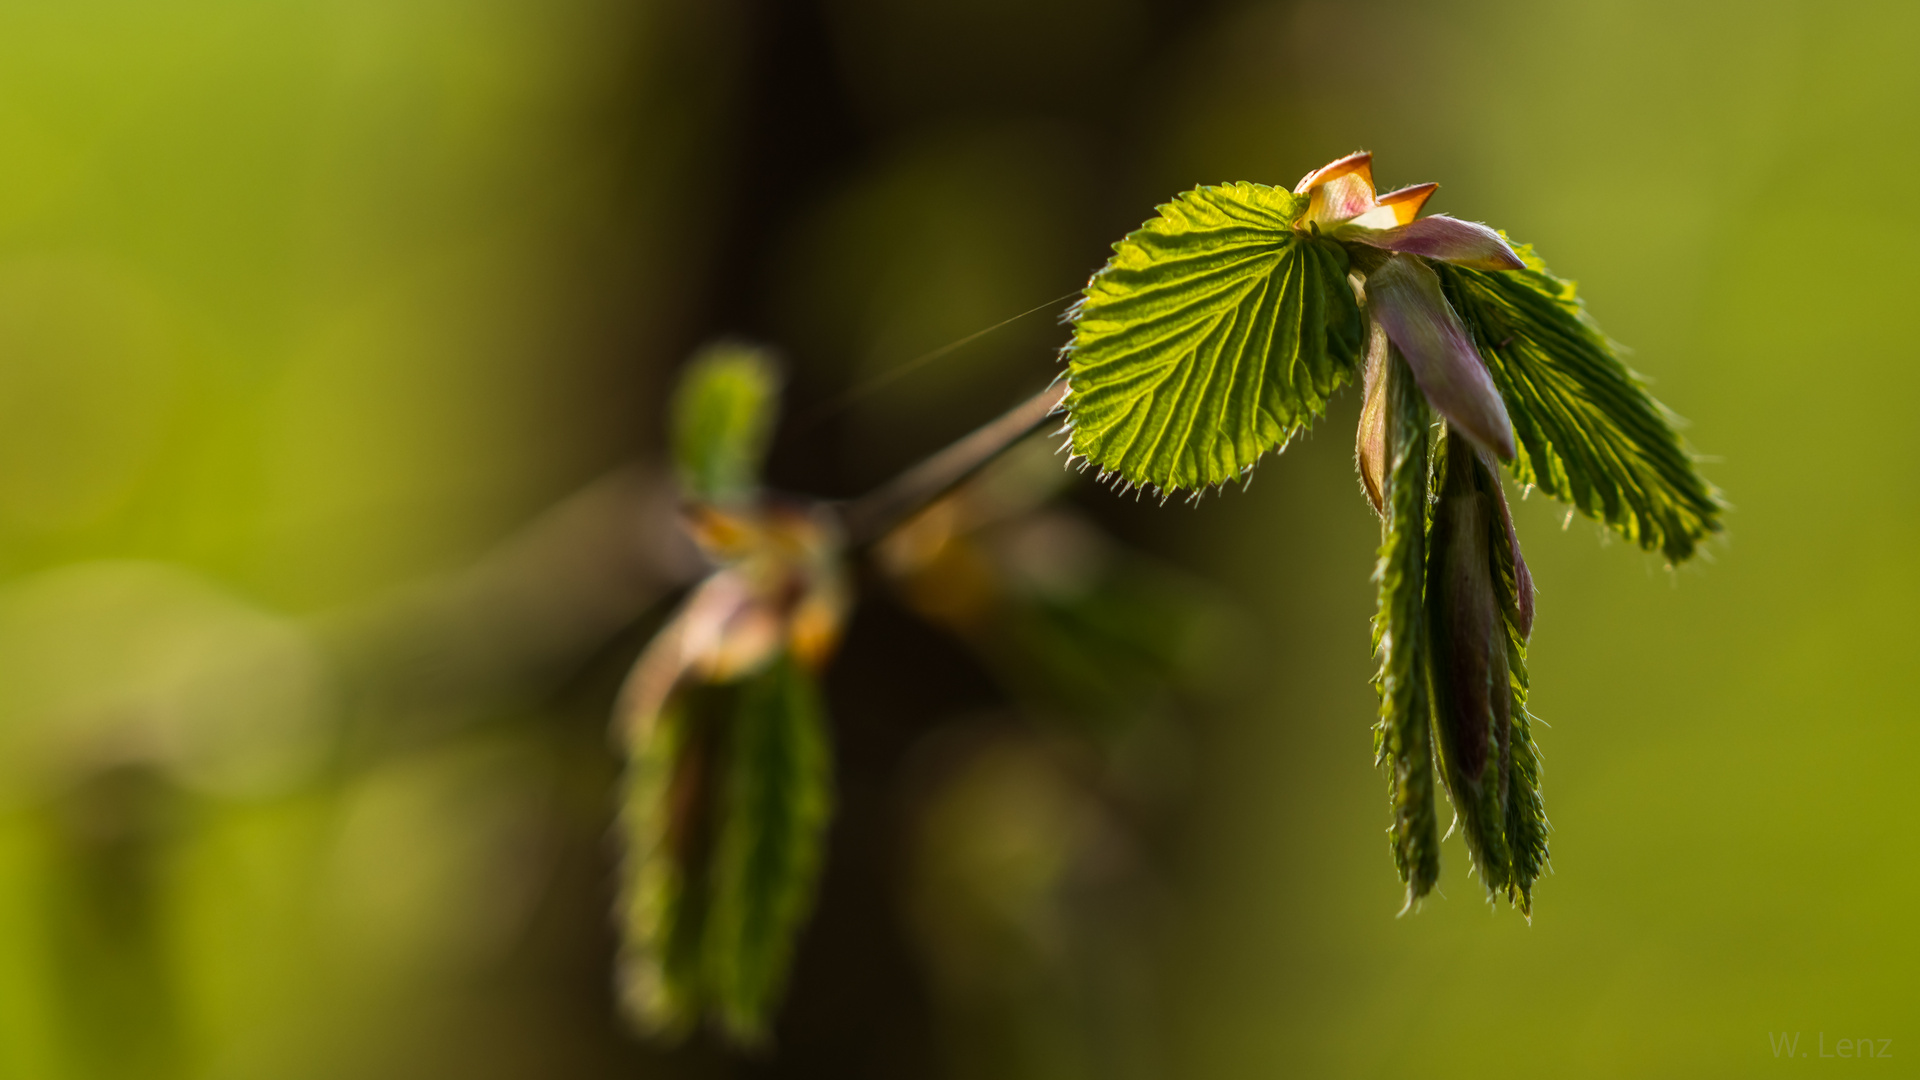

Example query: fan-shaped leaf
[1063,183,1363,491]
[1435,252,1723,562]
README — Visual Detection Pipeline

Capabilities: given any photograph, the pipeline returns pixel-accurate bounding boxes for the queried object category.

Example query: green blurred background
[0,0,1906,1076]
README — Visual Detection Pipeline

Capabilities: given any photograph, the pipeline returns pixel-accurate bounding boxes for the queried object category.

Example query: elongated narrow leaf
[1414,434,1549,910]
[1371,348,1438,905]
[1502,621,1548,914]
[672,340,783,504]
[704,653,834,1045]
[1425,430,1511,893]
[1434,252,1723,562]
[616,691,712,1040]
[1063,183,1363,491]
[1491,486,1548,914]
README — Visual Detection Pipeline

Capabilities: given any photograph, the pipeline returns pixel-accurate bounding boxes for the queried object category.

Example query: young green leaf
[615,654,835,1046]
[1371,349,1438,906]
[1416,432,1550,910]
[1063,183,1363,492]
[672,340,784,504]
[1503,625,1548,915]
[1435,252,1723,563]
[703,653,834,1045]
[1488,442,1549,914]
[616,692,712,1040]
[1425,431,1512,894]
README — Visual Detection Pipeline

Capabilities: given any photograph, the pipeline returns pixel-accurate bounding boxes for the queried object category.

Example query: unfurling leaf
[704,654,833,1045]
[615,655,834,1047]
[1425,430,1512,891]
[616,692,711,1039]
[1435,251,1723,563]
[1063,182,1362,492]
[671,341,784,504]
[1423,430,1550,909]
[1371,348,1438,905]
[1047,151,1715,912]
[1501,600,1548,915]
[1483,438,1547,911]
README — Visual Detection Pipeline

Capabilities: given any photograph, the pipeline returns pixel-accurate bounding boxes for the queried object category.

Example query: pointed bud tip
[1483,423,1518,462]
[1480,243,1526,272]
[1375,182,1439,225]
[1294,150,1373,195]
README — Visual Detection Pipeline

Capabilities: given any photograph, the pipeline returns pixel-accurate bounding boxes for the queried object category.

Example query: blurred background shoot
[0,0,1914,1078]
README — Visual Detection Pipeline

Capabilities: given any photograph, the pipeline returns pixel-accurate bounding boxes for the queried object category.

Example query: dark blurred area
[3,0,1917,1077]
[0,1,1245,1076]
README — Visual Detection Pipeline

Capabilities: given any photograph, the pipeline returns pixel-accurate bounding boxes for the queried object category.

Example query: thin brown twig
[837,381,1067,547]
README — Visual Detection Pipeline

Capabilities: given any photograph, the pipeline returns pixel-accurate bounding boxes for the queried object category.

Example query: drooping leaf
[703,653,834,1045]
[1425,430,1512,894]
[1371,348,1438,906]
[1490,474,1549,914]
[615,690,714,1040]
[1415,432,1549,910]
[1063,183,1363,492]
[613,646,835,1046]
[1502,620,1548,915]
[671,340,783,504]
[1435,251,1723,563]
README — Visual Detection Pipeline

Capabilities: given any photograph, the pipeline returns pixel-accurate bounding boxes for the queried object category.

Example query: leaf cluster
[1060,184,1722,556]
[1058,175,1723,908]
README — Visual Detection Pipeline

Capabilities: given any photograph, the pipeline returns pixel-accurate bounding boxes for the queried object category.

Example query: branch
[314,381,1067,753]
[837,381,1066,547]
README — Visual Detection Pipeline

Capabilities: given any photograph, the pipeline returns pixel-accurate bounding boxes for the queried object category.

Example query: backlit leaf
[1370,348,1438,906]
[1063,183,1363,492]
[1488,445,1548,914]
[1503,621,1548,915]
[1435,251,1723,563]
